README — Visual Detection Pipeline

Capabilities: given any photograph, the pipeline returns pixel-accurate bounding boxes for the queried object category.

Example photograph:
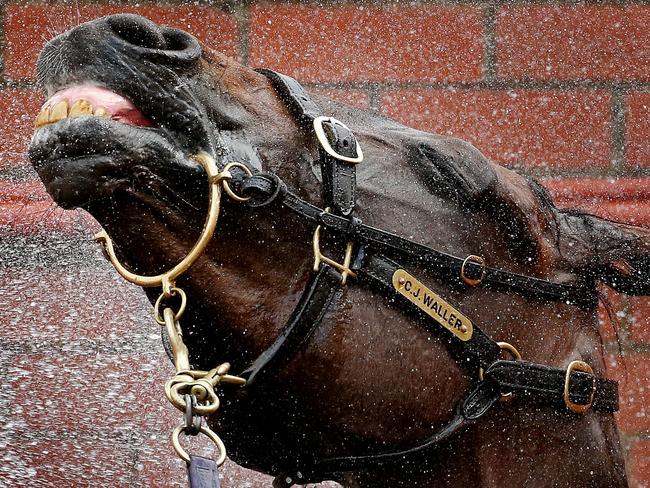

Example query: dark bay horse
[29,14,650,488]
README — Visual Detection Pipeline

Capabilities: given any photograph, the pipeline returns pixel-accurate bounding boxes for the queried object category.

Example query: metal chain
[94,153,251,467]
[156,290,246,466]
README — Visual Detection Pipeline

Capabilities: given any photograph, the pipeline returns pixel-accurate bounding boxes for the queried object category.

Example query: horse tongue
[111,108,153,127]
[45,85,153,127]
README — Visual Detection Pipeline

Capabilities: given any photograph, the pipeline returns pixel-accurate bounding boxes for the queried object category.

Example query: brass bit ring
[171,423,226,466]
[94,152,222,296]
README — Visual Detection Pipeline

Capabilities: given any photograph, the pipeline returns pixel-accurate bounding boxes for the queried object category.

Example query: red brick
[0,199,82,233]
[496,6,650,82]
[607,353,650,433]
[136,434,188,487]
[0,266,151,342]
[381,90,611,169]
[0,180,97,233]
[309,88,371,111]
[4,4,239,81]
[629,297,650,345]
[0,180,50,203]
[566,202,650,227]
[627,92,650,169]
[9,352,178,432]
[543,178,650,203]
[249,5,484,83]
[0,89,43,169]
[0,437,134,487]
[572,202,650,226]
[629,438,650,488]
[542,178,650,226]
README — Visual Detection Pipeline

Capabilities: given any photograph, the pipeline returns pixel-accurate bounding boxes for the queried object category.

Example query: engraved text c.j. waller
[392,269,473,341]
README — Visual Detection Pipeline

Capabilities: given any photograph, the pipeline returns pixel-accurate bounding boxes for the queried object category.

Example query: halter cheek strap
[256,68,362,217]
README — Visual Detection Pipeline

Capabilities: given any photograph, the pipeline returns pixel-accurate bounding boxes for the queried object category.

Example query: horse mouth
[34,84,154,130]
[29,79,206,210]
[28,14,209,211]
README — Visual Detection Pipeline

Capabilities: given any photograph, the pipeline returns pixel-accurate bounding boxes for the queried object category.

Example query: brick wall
[0,1,648,486]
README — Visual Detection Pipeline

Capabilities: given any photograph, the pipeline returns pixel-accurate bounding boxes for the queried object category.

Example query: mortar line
[484,1,497,84]
[235,0,250,66]
[611,86,627,174]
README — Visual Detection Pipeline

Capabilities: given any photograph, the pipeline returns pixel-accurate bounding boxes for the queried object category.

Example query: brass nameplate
[392,269,473,341]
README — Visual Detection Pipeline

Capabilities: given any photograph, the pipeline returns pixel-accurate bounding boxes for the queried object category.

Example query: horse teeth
[49,101,69,123]
[34,106,51,128]
[94,107,110,117]
[69,99,93,117]
[34,99,115,128]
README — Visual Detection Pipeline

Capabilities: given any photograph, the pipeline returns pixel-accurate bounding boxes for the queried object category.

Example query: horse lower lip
[30,117,152,173]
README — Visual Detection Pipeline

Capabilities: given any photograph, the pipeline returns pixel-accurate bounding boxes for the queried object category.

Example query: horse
[29,13,650,488]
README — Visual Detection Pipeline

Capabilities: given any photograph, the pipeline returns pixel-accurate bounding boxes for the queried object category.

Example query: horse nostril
[162,29,196,52]
[106,14,166,50]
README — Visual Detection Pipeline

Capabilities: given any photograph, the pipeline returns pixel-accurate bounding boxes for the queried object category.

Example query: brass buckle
[313,209,357,285]
[461,255,486,286]
[495,341,521,402]
[564,360,596,414]
[313,116,364,164]
[479,342,522,401]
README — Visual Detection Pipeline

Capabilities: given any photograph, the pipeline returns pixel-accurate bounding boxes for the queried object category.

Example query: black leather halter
[200,70,618,487]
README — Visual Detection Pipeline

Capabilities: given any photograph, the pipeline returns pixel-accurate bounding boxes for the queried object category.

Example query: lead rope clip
[94,152,246,471]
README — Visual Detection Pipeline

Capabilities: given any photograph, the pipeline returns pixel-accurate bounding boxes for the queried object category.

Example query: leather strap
[240,265,344,384]
[318,120,359,216]
[187,455,221,488]
[255,68,321,129]
[237,173,597,309]
[256,68,359,216]
[484,360,618,413]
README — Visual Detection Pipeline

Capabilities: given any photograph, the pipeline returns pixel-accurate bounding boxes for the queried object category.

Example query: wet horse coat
[30,14,650,487]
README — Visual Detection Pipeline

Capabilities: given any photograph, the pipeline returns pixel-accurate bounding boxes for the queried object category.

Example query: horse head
[30,13,650,487]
